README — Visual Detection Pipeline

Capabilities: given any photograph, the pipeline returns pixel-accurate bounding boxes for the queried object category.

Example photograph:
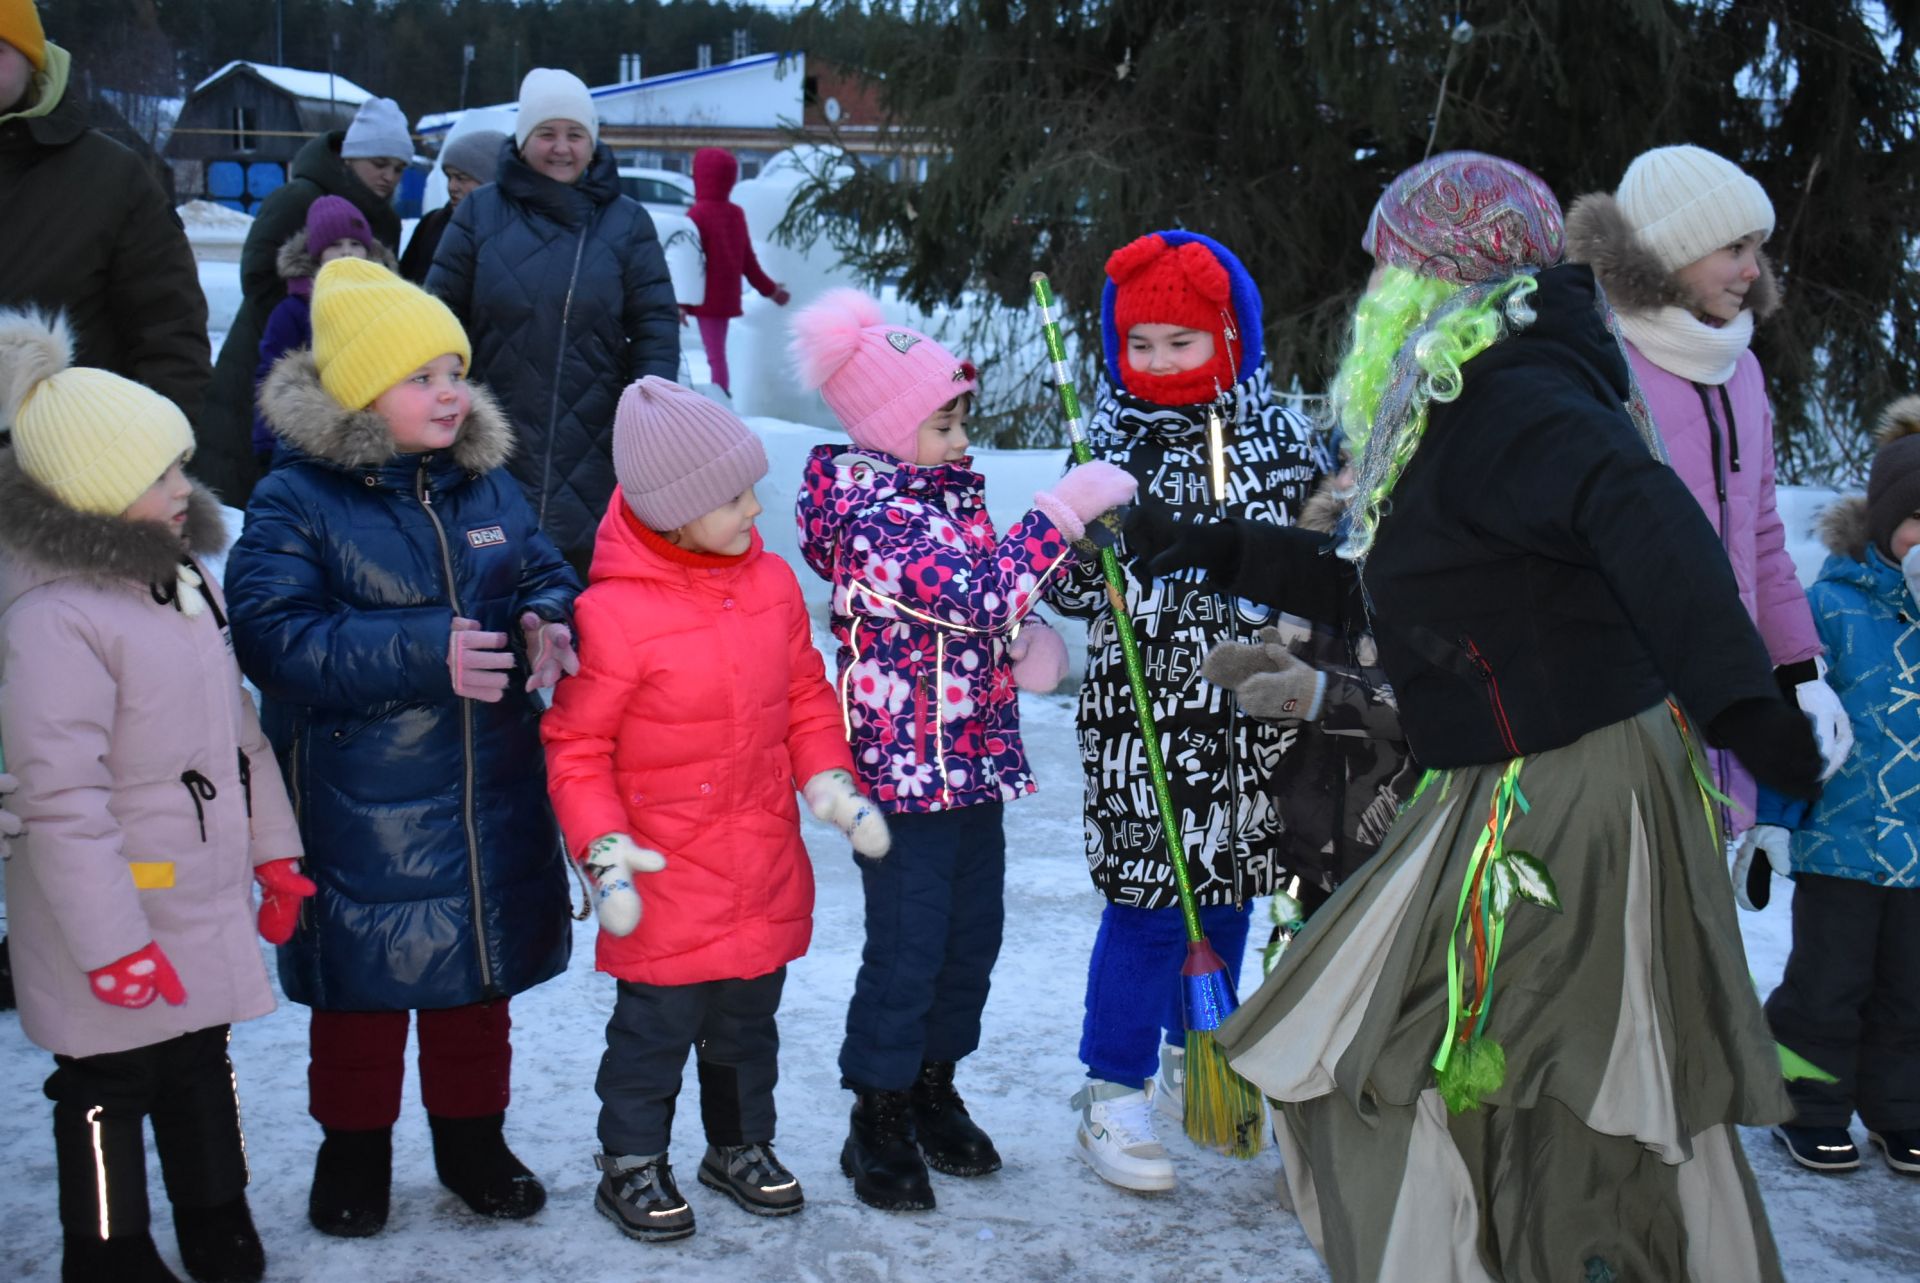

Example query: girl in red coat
[683,148,788,395]
[542,376,887,1244]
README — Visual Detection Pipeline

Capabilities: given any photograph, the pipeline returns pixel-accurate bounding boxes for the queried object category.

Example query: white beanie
[515,68,599,148]
[340,96,412,161]
[1616,144,1775,273]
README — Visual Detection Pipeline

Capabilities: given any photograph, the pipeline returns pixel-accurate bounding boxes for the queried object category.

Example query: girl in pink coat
[683,147,788,395]
[1568,145,1849,836]
[543,376,886,1244]
[0,310,310,1283]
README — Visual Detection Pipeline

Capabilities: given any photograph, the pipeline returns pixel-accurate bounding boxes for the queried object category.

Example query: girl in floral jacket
[791,290,1135,1213]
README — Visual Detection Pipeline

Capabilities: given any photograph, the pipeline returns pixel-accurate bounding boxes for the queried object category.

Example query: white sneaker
[1155,1044,1186,1124]
[1072,1079,1176,1191]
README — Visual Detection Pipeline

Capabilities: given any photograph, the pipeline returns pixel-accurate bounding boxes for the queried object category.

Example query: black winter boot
[172,1195,263,1283]
[429,1112,546,1219]
[910,1062,1001,1176]
[840,1089,934,1211]
[62,1232,182,1283]
[308,1126,392,1238]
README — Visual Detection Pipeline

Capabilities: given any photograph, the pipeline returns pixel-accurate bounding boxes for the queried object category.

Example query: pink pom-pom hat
[787,288,978,462]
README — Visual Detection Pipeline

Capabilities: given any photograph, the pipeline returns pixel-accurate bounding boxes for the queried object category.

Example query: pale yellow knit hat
[311,257,471,410]
[1,309,193,515]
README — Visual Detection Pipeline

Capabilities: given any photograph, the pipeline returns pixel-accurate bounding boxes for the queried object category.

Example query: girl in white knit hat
[1567,145,1849,856]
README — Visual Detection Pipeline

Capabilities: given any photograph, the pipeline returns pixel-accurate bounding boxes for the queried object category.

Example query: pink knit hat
[788,289,978,462]
[613,376,768,530]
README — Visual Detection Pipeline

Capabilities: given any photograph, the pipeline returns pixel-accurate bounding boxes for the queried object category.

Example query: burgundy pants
[308,1001,512,1130]
[698,314,731,393]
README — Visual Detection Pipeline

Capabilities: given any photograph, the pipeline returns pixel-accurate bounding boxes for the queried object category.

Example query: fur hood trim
[1875,394,1920,448]
[0,450,226,586]
[1296,474,1351,536]
[1564,193,1780,321]
[257,350,514,473]
[275,230,399,285]
[1819,494,1871,560]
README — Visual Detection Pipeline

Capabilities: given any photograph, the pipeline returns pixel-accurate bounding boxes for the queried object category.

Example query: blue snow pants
[1079,900,1252,1089]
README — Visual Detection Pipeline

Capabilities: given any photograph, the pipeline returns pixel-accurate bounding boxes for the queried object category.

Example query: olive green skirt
[1221,704,1789,1282]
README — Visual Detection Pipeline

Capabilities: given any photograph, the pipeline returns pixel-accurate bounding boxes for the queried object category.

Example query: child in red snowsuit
[683,148,788,395]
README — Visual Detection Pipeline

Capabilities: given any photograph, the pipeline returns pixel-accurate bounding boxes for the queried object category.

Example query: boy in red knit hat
[1044,231,1333,1191]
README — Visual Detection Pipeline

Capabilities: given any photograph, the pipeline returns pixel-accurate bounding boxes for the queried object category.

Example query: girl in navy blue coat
[224,259,582,1238]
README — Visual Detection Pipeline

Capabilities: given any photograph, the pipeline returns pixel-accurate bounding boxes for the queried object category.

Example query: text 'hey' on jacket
[797,445,1071,815]
[543,497,853,987]
[223,353,581,1012]
[0,468,301,1058]
[198,130,405,508]
[426,140,680,563]
[1761,497,1920,888]
[1225,265,1782,771]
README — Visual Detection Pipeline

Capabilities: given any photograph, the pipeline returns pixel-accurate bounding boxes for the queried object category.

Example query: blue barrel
[207,160,245,199]
[394,166,427,221]
[246,162,286,199]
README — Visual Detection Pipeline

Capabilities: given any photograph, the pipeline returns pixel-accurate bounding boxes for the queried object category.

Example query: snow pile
[178,200,254,231]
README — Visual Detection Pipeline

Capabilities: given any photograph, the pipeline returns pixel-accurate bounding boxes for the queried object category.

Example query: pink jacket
[1628,345,1821,831]
[0,473,302,1058]
[542,499,854,987]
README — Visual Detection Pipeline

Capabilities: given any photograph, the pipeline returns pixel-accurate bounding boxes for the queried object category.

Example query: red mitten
[88,942,187,1009]
[771,286,792,306]
[255,857,317,945]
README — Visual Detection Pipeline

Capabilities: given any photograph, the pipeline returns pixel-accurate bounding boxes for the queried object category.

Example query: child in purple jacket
[790,290,1134,1212]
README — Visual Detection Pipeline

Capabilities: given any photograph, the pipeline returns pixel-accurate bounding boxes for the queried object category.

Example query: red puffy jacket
[542,497,854,985]
[685,148,781,319]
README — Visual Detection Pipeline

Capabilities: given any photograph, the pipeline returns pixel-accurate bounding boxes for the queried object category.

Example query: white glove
[0,772,20,860]
[581,833,667,937]
[1793,657,1852,781]
[1732,824,1793,913]
[803,769,891,858]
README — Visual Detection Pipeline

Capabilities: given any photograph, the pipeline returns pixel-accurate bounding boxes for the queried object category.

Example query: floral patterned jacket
[797,444,1078,814]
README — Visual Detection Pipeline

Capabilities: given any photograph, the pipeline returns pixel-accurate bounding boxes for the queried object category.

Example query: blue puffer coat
[225,353,582,1010]
[426,140,679,563]
[1759,495,1920,888]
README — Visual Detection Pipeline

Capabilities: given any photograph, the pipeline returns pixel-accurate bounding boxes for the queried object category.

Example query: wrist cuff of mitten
[1774,658,1819,698]
[1031,492,1086,542]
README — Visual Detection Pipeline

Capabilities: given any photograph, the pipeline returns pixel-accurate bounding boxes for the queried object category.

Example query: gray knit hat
[439,129,506,185]
[613,377,768,531]
[340,97,411,162]
[1616,145,1775,273]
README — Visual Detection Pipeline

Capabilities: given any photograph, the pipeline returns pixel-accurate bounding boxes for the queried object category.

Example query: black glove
[1121,498,1242,583]
[1705,697,1823,801]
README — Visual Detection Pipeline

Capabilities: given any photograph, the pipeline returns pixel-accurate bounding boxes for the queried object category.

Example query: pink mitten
[448,617,514,702]
[88,941,187,1009]
[1033,461,1138,540]
[255,857,317,945]
[520,611,580,692]
[1009,621,1069,693]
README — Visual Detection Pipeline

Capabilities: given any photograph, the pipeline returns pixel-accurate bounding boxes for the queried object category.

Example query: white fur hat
[1616,145,1775,273]
[515,68,599,149]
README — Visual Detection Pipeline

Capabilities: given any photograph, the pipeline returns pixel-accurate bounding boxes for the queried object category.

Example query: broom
[1029,272,1265,1157]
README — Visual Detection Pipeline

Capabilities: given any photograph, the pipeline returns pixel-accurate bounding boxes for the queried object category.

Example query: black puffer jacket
[224,354,580,1011]
[197,131,403,506]
[427,141,678,563]
[1223,265,1780,769]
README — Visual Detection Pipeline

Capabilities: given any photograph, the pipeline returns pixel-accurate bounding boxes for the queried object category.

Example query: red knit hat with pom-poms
[1107,233,1242,406]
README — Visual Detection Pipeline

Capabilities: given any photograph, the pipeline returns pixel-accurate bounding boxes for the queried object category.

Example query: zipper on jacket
[538,227,593,532]
[417,460,496,996]
[1695,383,1735,544]
[1461,634,1521,757]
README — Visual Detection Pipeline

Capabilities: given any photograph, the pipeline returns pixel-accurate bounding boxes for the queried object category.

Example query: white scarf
[1614,305,1754,386]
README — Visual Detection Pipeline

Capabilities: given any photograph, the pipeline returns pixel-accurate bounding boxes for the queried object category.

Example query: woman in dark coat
[1131,153,1820,1282]
[196,104,409,505]
[427,70,679,575]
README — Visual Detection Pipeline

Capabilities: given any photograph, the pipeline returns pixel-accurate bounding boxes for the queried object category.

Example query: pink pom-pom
[788,288,887,391]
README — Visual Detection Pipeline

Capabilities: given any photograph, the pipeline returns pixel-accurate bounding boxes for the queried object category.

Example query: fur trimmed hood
[1296,473,1352,537]
[257,350,514,473]
[0,450,226,599]
[274,229,400,287]
[1565,193,1780,321]
[1820,494,1872,561]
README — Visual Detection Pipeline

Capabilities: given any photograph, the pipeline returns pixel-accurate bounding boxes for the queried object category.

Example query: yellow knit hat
[1,310,192,515]
[311,257,471,410]
[0,0,46,73]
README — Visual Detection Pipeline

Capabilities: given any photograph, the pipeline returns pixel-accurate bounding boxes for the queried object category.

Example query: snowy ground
[4,243,1914,1283]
